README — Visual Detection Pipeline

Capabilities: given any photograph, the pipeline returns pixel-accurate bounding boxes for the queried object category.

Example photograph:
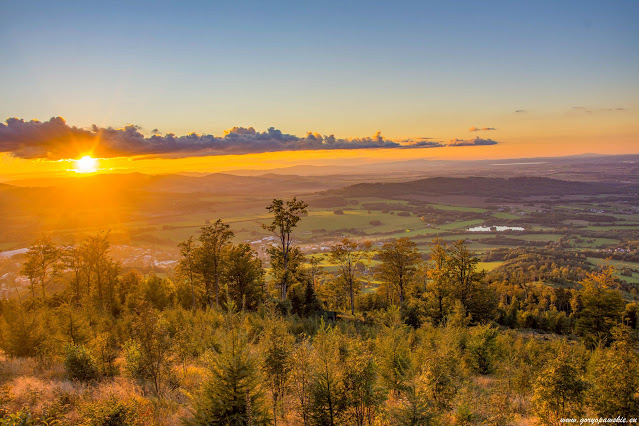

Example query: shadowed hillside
[331,176,639,200]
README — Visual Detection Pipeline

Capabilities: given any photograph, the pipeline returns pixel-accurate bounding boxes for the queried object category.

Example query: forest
[1,197,638,425]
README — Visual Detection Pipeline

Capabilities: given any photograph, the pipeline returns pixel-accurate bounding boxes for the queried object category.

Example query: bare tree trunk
[282,249,288,300]
[349,278,355,315]
[214,274,219,308]
[190,281,195,310]
[40,277,46,300]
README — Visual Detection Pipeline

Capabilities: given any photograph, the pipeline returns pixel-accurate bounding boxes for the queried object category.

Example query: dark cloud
[399,139,445,148]
[448,137,498,147]
[514,110,526,113]
[468,126,496,132]
[0,117,404,159]
[0,117,501,160]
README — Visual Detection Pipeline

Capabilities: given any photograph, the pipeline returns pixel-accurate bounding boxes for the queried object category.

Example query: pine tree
[587,324,639,418]
[308,321,345,426]
[0,301,48,358]
[342,337,384,426]
[190,318,270,425]
[532,344,586,423]
[375,308,412,393]
[290,338,314,425]
[261,314,294,425]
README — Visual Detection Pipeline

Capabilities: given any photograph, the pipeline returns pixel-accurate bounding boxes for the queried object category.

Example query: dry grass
[0,371,182,425]
[1,355,65,382]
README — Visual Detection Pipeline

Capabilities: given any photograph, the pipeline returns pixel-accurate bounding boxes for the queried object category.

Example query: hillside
[331,176,639,200]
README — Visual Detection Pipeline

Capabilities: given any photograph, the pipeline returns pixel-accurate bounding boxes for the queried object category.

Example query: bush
[122,341,145,382]
[64,345,98,382]
[397,211,410,217]
[333,210,344,215]
[369,220,382,226]
[0,304,48,358]
[190,322,270,425]
[81,396,144,426]
[465,325,498,375]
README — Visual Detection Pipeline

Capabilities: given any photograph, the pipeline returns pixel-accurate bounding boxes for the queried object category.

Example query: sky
[0,0,638,178]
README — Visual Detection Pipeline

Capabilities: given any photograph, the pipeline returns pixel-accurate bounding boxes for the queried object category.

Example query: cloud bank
[448,137,499,147]
[0,117,501,160]
[468,126,496,132]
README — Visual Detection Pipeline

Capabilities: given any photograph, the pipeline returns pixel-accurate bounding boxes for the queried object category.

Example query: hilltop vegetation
[1,197,638,425]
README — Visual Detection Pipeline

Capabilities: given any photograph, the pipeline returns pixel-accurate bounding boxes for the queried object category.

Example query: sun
[74,155,98,173]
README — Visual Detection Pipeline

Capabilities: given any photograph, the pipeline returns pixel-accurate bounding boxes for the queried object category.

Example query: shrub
[64,345,99,382]
[81,396,144,426]
[0,304,48,358]
[333,210,344,215]
[532,346,586,423]
[189,321,270,425]
[0,408,34,426]
[122,341,145,382]
[465,325,498,375]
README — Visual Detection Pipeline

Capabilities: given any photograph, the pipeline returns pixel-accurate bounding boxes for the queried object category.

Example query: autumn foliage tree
[197,219,234,308]
[575,264,625,347]
[222,243,264,311]
[21,235,61,300]
[376,238,422,305]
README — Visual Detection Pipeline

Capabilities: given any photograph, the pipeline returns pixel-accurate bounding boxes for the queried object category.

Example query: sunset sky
[1,1,638,179]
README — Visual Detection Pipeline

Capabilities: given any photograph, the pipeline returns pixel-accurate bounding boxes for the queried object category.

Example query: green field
[509,234,562,242]
[491,212,521,219]
[426,203,488,213]
[477,261,504,271]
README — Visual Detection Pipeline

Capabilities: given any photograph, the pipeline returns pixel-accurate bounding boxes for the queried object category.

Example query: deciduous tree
[377,238,421,305]
[223,243,264,311]
[21,235,61,300]
[263,198,308,300]
[197,220,234,308]
[330,239,371,315]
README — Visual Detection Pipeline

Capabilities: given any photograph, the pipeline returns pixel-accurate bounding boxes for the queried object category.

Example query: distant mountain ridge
[7,172,343,195]
[331,176,639,199]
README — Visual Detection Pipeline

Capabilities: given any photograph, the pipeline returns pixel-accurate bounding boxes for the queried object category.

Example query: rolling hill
[330,176,639,200]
